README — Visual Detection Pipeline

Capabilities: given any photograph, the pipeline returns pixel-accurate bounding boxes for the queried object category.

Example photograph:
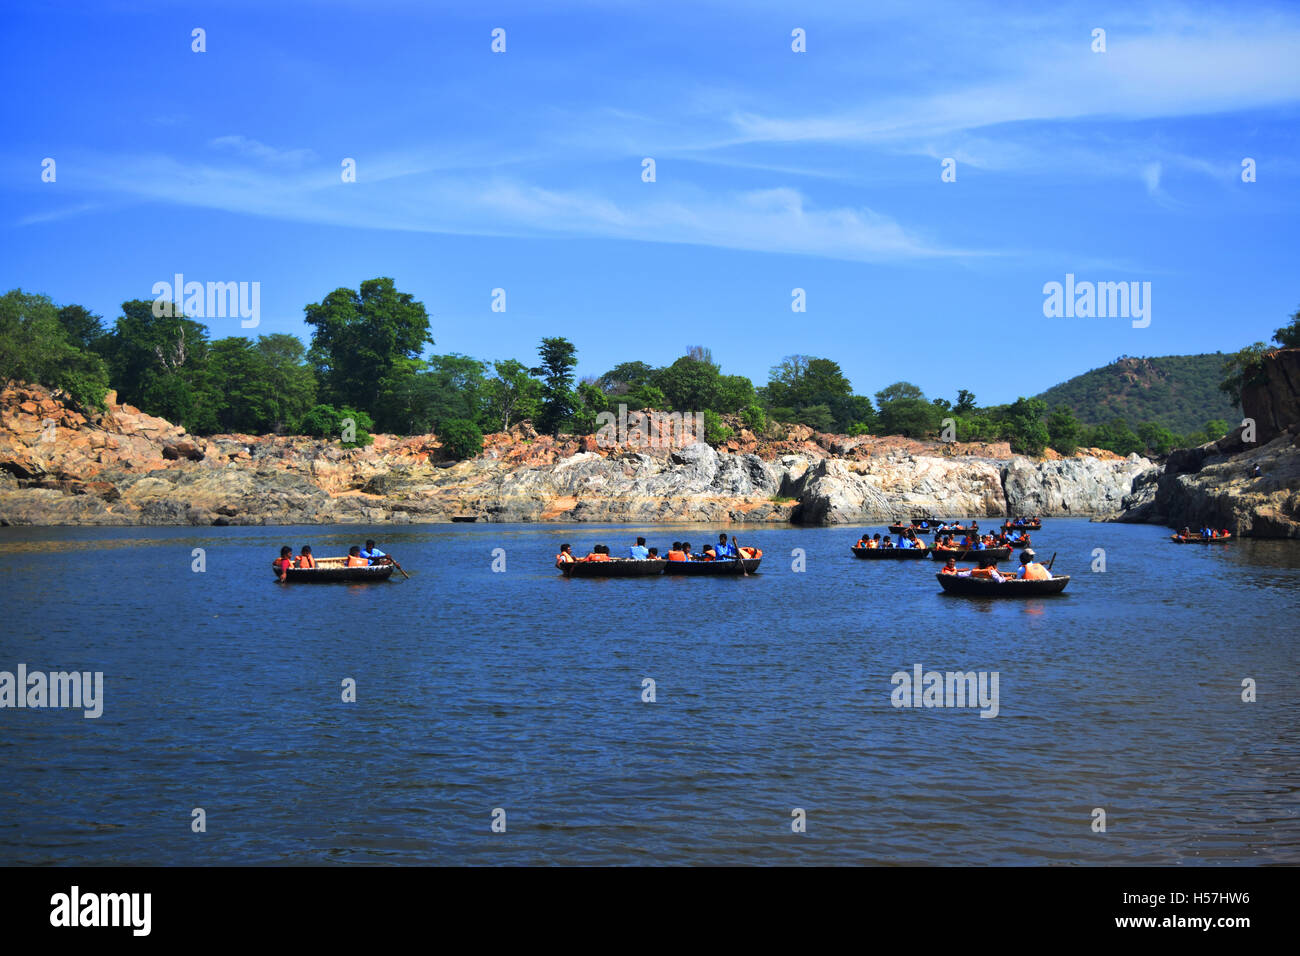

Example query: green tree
[1219,343,1269,406]
[1046,406,1082,456]
[297,404,374,447]
[57,304,108,354]
[438,419,484,459]
[304,277,433,426]
[1136,421,1179,456]
[702,409,732,444]
[1273,306,1300,348]
[954,389,977,415]
[208,337,274,432]
[256,333,317,432]
[0,290,111,410]
[874,382,938,437]
[653,355,719,411]
[533,336,578,435]
[596,360,657,395]
[483,358,542,431]
[1000,397,1050,456]
[103,298,218,431]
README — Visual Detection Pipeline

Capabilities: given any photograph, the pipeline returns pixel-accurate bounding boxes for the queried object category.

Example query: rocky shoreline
[0,380,1165,528]
[2,369,1295,535]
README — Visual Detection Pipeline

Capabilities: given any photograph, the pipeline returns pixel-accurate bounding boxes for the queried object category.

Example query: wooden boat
[931,546,1012,561]
[936,573,1070,596]
[1003,519,1042,531]
[663,556,762,575]
[888,520,942,534]
[560,558,668,577]
[931,525,980,536]
[271,556,395,583]
[852,546,929,559]
[1170,533,1233,544]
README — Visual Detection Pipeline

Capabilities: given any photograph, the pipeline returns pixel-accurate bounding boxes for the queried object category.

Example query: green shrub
[439,418,484,460]
[702,409,732,445]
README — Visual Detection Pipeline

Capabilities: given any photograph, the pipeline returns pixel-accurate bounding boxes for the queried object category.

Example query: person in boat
[731,536,758,560]
[360,540,388,564]
[701,544,717,561]
[667,542,687,562]
[970,556,1004,581]
[346,546,369,567]
[1016,549,1050,580]
[716,533,737,558]
[647,547,659,559]
[869,533,881,549]
[276,545,295,581]
[297,545,316,569]
[1221,528,1231,538]
[585,544,613,561]
[882,535,894,548]
[897,535,912,549]
[940,556,967,575]
[856,533,869,547]
[681,542,693,561]
[629,536,649,560]
[556,543,575,567]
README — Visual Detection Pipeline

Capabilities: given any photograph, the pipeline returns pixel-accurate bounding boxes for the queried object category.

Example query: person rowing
[629,536,649,560]
[359,539,392,565]
[1016,549,1050,580]
[716,533,736,558]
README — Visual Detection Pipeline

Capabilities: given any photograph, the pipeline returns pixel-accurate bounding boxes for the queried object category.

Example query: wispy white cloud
[209,136,317,166]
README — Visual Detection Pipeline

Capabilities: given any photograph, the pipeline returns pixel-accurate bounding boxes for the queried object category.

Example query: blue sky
[2,0,1298,405]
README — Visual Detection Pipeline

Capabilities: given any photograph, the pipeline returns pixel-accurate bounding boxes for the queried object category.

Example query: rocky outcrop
[0,380,1154,527]
[1107,348,1300,536]
[1241,347,1300,444]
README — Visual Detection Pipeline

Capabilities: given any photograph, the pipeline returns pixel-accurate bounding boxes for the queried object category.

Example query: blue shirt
[629,545,649,559]
[360,547,386,559]
[715,540,736,557]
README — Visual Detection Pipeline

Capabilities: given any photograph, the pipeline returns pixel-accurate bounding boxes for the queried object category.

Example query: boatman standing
[715,533,736,558]
[1016,549,1050,580]
[629,536,649,559]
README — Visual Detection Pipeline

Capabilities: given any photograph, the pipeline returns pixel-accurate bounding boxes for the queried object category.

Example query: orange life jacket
[940,565,959,575]
[297,554,315,568]
[1020,563,1049,580]
[666,550,686,561]
[556,552,574,564]
[585,553,611,562]
[971,566,999,578]
[346,555,368,567]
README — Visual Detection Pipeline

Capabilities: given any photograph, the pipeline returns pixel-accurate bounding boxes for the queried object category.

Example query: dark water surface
[1,519,1297,865]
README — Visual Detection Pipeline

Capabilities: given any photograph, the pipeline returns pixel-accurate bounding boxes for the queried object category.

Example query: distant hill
[1036,354,1241,435]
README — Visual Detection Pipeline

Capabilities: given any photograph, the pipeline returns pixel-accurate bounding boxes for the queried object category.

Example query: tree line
[3,280,1293,460]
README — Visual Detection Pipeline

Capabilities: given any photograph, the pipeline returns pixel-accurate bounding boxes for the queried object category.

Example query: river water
[1,519,1296,865]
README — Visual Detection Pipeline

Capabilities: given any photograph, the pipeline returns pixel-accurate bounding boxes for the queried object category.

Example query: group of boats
[858,516,1069,598]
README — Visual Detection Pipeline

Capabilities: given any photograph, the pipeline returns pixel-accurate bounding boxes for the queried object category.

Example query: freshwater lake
[1,518,1297,865]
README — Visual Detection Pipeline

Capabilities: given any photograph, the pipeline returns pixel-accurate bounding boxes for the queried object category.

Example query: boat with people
[936,573,1070,596]
[852,545,929,559]
[270,556,396,583]
[1170,531,1234,543]
[1002,518,1042,531]
[663,556,762,575]
[931,546,1012,561]
[561,558,669,577]
[556,537,761,577]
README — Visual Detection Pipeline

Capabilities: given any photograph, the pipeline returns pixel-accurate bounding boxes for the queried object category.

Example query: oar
[388,556,411,579]
[1046,552,1057,571]
[731,535,748,577]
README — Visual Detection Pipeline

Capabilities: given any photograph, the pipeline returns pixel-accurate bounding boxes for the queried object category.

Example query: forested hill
[1035,354,1241,435]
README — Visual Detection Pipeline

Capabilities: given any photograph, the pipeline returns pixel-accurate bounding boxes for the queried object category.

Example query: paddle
[1046,552,1057,571]
[384,555,411,579]
[731,535,748,577]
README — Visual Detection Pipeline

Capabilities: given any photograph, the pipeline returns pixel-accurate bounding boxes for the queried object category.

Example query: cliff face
[1109,348,1300,537]
[0,381,1153,527]
[1241,348,1300,444]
